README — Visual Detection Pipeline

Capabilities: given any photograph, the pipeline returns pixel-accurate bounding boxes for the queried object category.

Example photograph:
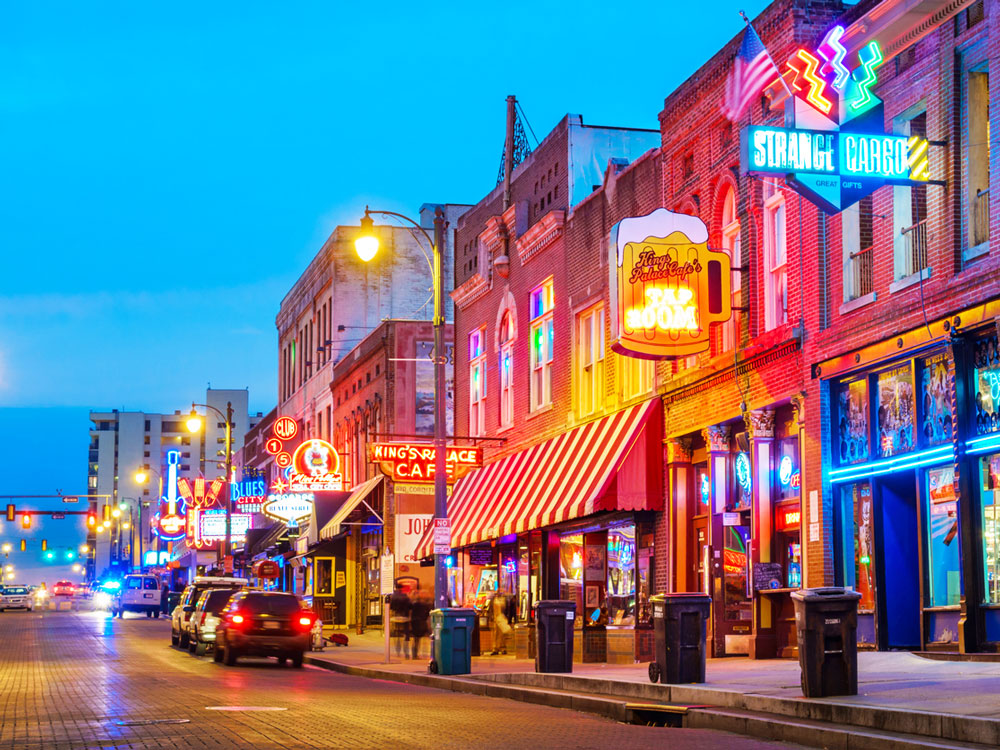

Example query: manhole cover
[115,719,191,726]
[204,706,287,712]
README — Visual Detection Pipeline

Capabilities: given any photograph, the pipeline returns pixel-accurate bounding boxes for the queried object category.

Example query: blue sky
[0,0,770,534]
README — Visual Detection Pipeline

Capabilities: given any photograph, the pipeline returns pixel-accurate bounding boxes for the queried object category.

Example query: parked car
[214,591,313,667]
[112,574,162,618]
[186,588,239,656]
[171,576,248,648]
[0,586,33,611]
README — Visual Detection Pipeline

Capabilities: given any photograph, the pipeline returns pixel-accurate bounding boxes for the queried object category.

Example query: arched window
[721,187,742,351]
[499,313,514,429]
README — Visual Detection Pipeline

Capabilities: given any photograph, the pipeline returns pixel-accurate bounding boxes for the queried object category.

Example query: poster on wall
[395,514,433,564]
[877,365,915,458]
[920,353,953,446]
[837,378,870,465]
[608,208,732,359]
[584,544,606,580]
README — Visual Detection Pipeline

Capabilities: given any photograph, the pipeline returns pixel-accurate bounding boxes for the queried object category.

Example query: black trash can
[535,600,576,673]
[791,587,862,697]
[648,593,711,684]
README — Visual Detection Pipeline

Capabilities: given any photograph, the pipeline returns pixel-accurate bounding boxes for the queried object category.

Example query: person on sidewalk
[488,591,511,655]
[388,583,411,657]
[409,588,433,660]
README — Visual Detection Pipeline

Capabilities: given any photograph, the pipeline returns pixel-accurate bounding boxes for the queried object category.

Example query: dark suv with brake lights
[214,591,313,667]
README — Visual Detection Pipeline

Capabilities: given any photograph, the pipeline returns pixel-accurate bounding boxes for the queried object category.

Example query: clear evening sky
[1,0,773,540]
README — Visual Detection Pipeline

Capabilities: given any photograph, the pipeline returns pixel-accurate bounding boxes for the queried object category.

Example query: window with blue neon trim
[973,333,1000,436]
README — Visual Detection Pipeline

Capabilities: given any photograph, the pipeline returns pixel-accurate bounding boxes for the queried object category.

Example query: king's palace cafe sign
[369,443,483,484]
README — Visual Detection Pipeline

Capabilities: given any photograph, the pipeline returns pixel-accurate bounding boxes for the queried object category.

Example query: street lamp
[188,402,234,573]
[355,205,449,609]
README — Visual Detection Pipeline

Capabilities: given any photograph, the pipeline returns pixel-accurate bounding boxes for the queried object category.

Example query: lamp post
[355,206,449,609]
[187,401,234,573]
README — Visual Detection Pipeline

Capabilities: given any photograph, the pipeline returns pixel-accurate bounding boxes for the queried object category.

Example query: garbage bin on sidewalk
[648,593,711,684]
[791,587,862,698]
[429,607,476,675]
[534,600,576,673]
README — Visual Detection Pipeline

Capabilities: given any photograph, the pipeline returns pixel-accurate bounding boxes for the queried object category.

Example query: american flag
[721,24,781,121]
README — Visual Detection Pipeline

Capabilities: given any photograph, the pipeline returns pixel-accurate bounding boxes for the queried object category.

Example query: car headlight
[94,592,112,608]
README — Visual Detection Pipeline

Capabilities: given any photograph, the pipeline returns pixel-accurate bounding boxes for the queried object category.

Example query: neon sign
[231,476,266,514]
[609,208,732,359]
[288,438,343,492]
[143,550,171,566]
[274,416,299,441]
[742,32,931,214]
[194,509,253,548]
[779,456,794,486]
[263,478,314,528]
[735,452,752,493]
[370,443,483,484]
[153,450,187,542]
[776,506,801,532]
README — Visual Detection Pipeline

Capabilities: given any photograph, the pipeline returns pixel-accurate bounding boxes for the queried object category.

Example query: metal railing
[973,188,990,247]
[849,245,874,298]
[900,219,928,276]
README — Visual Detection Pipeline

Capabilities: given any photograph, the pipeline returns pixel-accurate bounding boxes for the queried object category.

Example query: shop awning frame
[319,475,384,540]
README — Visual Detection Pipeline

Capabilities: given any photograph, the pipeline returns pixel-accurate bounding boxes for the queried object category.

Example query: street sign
[61,496,78,503]
[51,513,65,520]
[379,549,394,596]
[432,518,451,555]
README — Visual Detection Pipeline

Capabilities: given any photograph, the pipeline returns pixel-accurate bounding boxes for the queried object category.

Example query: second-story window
[499,313,514,429]
[577,305,605,417]
[469,327,486,436]
[720,187,741,350]
[619,354,653,402]
[530,280,554,411]
[763,180,788,331]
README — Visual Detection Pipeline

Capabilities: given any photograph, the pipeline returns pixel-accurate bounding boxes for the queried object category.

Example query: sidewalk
[306,627,1000,747]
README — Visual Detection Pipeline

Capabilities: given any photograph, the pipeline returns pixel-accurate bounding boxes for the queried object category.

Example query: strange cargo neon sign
[740,29,931,214]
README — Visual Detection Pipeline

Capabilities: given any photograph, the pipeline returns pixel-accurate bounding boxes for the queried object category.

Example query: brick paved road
[0,609,805,749]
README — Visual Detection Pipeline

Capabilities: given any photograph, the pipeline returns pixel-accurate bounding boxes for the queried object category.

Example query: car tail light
[298,616,312,627]
[200,612,207,626]
[231,614,244,624]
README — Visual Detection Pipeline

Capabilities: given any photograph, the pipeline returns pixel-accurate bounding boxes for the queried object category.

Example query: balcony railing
[973,188,990,247]
[849,245,874,299]
[900,219,928,276]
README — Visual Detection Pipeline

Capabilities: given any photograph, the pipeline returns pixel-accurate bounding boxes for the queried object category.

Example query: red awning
[414,398,661,559]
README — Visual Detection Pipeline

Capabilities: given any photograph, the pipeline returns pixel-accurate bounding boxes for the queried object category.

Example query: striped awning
[414,398,660,559]
[320,475,383,540]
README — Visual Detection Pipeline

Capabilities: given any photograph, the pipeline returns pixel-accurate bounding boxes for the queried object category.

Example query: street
[0,610,806,750]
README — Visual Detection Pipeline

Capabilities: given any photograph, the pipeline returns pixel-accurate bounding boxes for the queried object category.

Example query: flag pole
[739,9,795,99]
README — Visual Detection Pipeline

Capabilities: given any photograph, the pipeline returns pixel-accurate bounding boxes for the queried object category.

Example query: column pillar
[703,424,730,657]
[748,409,776,659]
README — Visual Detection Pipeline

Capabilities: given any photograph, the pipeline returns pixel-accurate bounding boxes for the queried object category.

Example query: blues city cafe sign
[740,30,930,214]
[609,208,732,359]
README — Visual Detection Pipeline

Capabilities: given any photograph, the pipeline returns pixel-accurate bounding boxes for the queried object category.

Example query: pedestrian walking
[160,582,170,617]
[388,583,411,657]
[488,591,511,655]
[409,588,433,660]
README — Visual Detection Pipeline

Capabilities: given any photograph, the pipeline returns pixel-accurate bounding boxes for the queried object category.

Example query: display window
[875,363,916,458]
[839,482,875,612]
[973,334,1000,436]
[695,464,710,515]
[919,352,953,446]
[980,453,1000,603]
[776,438,800,503]
[559,533,584,618]
[836,377,870,465]
[924,465,960,607]
[722,525,751,621]
[464,547,498,612]
[606,525,636,626]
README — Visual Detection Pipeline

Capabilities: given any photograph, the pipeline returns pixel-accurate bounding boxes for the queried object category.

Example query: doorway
[875,471,921,649]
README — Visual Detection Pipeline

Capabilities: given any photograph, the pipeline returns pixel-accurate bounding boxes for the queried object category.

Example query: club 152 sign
[609,208,732,359]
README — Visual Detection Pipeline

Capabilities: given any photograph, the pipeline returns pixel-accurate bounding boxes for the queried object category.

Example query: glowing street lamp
[111,508,121,519]
[79,544,89,554]
[1,543,10,554]
[134,470,147,485]
[356,205,449,610]
[186,413,203,434]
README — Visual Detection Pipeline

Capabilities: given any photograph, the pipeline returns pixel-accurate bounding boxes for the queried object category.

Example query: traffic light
[19,539,25,552]
[20,514,30,529]
[41,539,47,551]
[103,505,110,522]
[5,505,13,522]
[87,512,96,528]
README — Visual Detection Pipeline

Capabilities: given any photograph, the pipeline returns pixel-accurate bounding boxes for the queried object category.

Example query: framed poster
[584,544,606,580]
[920,352,953,446]
[837,377,870,465]
[585,585,600,609]
[876,364,915,458]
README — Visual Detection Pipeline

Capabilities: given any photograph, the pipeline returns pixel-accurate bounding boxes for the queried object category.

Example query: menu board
[468,547,494,566]
[752,562,784,592]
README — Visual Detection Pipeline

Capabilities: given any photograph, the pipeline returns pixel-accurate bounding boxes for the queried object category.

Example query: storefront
[667,401,803,659]
[416,398,662,663]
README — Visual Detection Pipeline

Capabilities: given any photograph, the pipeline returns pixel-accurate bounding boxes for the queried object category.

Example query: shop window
[529,280,554,411]
[875,363,916,458]
[720,187,741,350]
[577,305,605,417]
[776,437,800,503]
[839,482,875,613]
[925,465,961,607]
[835,377,870,465]
[723,525,751,622]
[314,558,334,596]
[695,464,711,516]
[469,327,486,437]
[558,533,584,618]
[982,454,1000,603]
[499,313,514,429]
[967,69,990,251]
[606,525,636,625]
[973,333,1000,435]
[762,180,787,330]
[919,351,953,446]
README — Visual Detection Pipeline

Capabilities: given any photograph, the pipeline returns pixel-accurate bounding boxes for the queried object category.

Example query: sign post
[432,518,451,555]
[380,548,394,663]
